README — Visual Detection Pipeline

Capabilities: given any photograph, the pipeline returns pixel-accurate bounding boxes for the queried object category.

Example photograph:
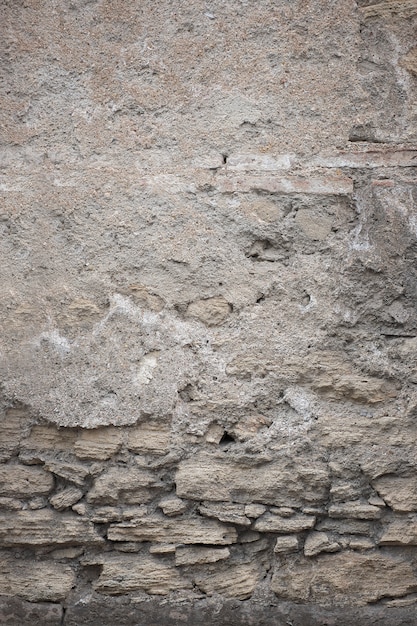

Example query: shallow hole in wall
[81,564,103,583]
[219,431,235,445]
[178,384,196,402]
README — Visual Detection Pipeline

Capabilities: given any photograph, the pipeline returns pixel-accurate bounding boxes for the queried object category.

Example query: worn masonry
[1,1,417,625]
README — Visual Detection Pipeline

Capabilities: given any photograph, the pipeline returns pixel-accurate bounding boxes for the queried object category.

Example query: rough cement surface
[1,0,417,623]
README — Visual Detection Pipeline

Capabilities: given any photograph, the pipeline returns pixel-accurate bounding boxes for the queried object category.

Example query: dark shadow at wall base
[1,595,416,626]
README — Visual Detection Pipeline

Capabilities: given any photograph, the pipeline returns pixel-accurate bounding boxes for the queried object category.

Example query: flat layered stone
[149,544,176,555]
[0,410,32,460]
[50,487,83,511]
[317,519,372,536]
[0,510,103,546]
[93,556,190,595]
[0,497,23,511]
[127,424,170,455]
[0,555,75,601]
[360,0,417,19]
[87,467,158,504]
[21,425,77,453]
[198,502,251,526]
[44,460,89,486]
[379,517,417,545]
[254,513,316,533]
[225,153,293,171]
[185,296,232,326]
[310,146,417,169]
[0,465,53,497]
[348,537,374,551]
[271,552,417,605]
[74,427,123,460]
[274,536,300,554]
[175,546,230,566]
[373,476,417,512]
[328,501,382,520]
[245,504,267,518]
[193,562,261,600]
[108,515,237,545]
[175,454,329,507]
[216,174,353,195]
[158,495,187,516]
[304,532,340,557]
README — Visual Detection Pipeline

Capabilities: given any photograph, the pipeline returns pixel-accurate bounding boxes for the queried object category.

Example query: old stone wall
[1,1,417,624]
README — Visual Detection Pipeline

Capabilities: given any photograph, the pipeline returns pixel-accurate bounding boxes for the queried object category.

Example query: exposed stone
[149,544,176,555]
[108,516,237,545]
[295,209,333,241]
[127,424,171,455]
[0,555,75,601]
[185,296,232,326]
[114,542,141,553]
[0,409,32,461]
[348,537,374,551]
[379,517,417,545]
[121,491,153,506]
[225,153,293,171]
[313,374,397,404]
[21,425,77,454]
[89,506,122,523]
[328,501,382,520]
[230,414,272,441]
[74,427,123,460]
[216,174,353,195]
[44,460,89,486]
[274,536,300,554]
[28,497,47,510]
[121,506,149,520]
[0,497,23,511]
[72,502,87,516]
[123,284,165,312]
[205,423,225,444]
[330,482,361,502]
[0,510,103,546]
[271,552,417,605]
[373,475,417,512]
[254,513,316,533]
[368,495,387,507]
[50,547,84,559]
[317,519,373,536]
[0,465,53,497]
[304,532,341,557]
[245,504,267,518]
[193,562,261,600]
[270,506,296,518]
[361,0,417,19]
[158,495,187,516]
[50,487,83,511]
[86,467,158,504]
[175,546,230,566]
[94,556,190,595]
[198,502,251,526]
[176,455,329,507]
[311,146,417,169]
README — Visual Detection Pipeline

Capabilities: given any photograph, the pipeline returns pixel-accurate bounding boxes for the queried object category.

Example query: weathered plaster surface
[1,0,417,623]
